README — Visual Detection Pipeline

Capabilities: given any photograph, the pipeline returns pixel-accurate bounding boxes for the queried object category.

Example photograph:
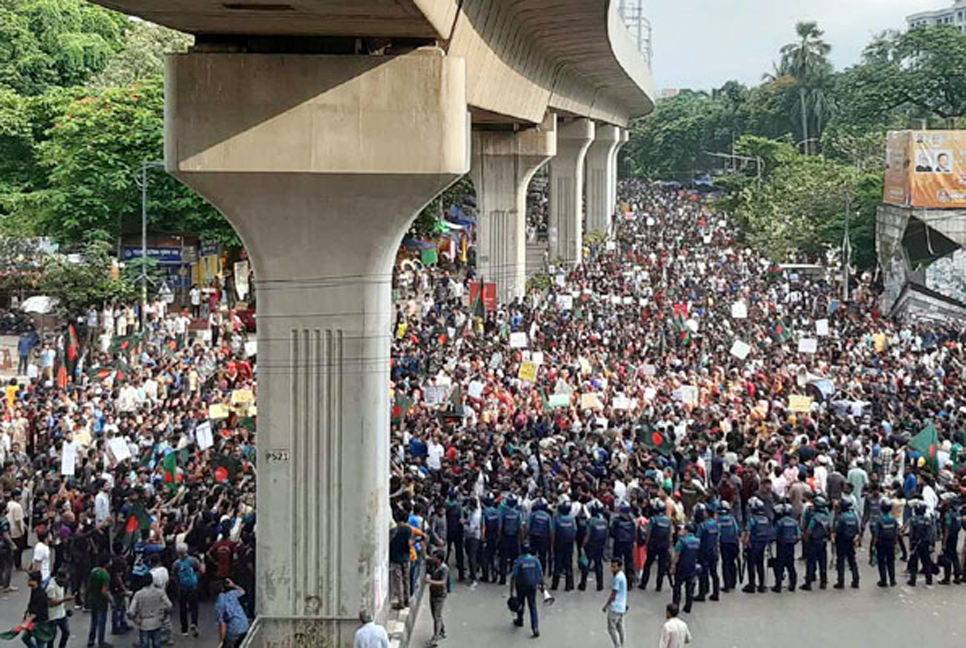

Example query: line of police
[441,489,966,633]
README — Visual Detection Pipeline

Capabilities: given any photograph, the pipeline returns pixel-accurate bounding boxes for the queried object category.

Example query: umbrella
[20,295,59,314]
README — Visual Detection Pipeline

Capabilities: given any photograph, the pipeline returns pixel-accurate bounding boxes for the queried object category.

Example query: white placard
[730,340,751,360]
[555,274,567,288]
[557,295,574,311]
[612,395,630,410]
[196,421,214,451]
[244,340,257,357]
[532,352,544,366]
[798,338,818,354]
[685,318,699,333]
[509,332,528,348]
[489,353,502,369]
[731,302,747,319]
[109,437,131,463]
[642,364,657,376]
[426,385,448,406]
[468,380,484,399]
[61,442,77,476]
[816,319,829,337]
[676,385,699,406]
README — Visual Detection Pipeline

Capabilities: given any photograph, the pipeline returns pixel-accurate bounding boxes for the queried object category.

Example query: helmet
[749,496,764,514]
[619,502,632,514]
[651,498,665,514]
[879,499,891,515]
[521,541,531,554]
[448,487,458,499]
[774,503,787,517]
[532,498,547,512]
[814,496,828,511]
[505,494,518,508]
[914,501,927,515]
[590,504,603,517]
[684,522,696,534]
[557,502,571,516]
[693,503,707,524]
[718,501,732,514]
[839,500,852,512]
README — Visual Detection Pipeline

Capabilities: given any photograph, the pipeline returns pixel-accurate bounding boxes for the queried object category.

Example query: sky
[645,0,947,90]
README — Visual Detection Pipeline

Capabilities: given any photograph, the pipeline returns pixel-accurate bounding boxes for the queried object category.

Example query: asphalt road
[410,547,966,648]
[0,568,218,648]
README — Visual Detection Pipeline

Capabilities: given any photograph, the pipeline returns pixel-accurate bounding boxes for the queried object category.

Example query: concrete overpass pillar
[610,129,630,211]
[469,115,556,302]
[585,124,621,235]
[165,51,467,648]
[548,118,595,265]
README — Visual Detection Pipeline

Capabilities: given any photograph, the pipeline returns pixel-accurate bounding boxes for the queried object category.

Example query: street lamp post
[137,161,165,329]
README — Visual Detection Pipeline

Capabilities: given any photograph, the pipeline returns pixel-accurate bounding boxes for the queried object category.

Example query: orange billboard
[884,130,966,208]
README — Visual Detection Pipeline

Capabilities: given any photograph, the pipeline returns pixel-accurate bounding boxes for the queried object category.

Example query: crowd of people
[1,299,257,648]
[388,180,966,644]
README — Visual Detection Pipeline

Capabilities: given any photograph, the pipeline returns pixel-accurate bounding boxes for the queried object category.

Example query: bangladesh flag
[673,314,692,346]
[0,623,54,643]
[162,451,180,491]
[122,505,152,548]
[908,422,940,473]
[770,317,793,343]
[237,417,257,432]
[638,424,675,455]
[212,454,242,484]
[391,393,411,424]
[473,281,486,319]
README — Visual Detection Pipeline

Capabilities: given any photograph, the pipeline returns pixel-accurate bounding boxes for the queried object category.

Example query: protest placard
[730,340,751,360]
[798,338,818,354]
[789,395,813,413]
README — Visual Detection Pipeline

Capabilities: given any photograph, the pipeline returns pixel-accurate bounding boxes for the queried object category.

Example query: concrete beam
[469,115,556,303]
[585,124,621,235]
[548,118,595,266]
[165,50,468,648]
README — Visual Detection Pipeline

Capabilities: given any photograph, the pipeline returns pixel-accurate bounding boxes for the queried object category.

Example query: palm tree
[780,22,832,154]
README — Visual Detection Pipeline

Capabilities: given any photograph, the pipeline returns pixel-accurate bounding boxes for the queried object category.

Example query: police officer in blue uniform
[802,496,831,590]
[771,503,800,593]
[833,499,861,589]
[717,501,740,592]
[445,488,466,581]
[741,496,772,593]
[694,504,720,602]
[611,503,637,588]
[905,501,936,587]
[499,495,523,585]
[481,495,501,583]
[510,543,543,638]
[939,498,962,585]
[528,499,553,574]
[672,523,700,614]
[874,498,898,587]
[579,505,609,591]
[640,499,673,592]
[551,502,576,591]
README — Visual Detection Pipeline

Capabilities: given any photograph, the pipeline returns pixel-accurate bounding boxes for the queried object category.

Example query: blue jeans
[112,594,130,633]
[21,632,50,648]
[139,629,161,648]
[88,609,107,646]
[51,617,70,648]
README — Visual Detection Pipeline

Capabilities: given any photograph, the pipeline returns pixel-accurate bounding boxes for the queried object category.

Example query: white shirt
[427,441,444,471]
[33,541,51,581]
[47,581,67,620]
[95,491,111,526]
[353,622,389,648]
[660,617,691,648]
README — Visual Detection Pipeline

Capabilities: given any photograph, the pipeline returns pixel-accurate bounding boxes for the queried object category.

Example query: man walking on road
[602,559,627,648]
[659,603,691,648]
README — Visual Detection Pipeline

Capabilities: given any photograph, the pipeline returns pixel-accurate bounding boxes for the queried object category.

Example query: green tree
[30,76,237,245]
[779,21,833,154]
[0,0,127,95]
[89,20,192,88]
[39,233,136,318]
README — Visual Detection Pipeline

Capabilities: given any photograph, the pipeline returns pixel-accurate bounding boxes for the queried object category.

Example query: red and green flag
[908,422,940,473]
[638,424,675,455]
[770,317,793,343]
[162,451,180,491]
[391,393,411,424]
[122,505,152,548]
[212,454,242,484]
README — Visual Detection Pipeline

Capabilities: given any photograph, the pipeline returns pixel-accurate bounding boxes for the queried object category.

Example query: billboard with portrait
[884,130,966,208]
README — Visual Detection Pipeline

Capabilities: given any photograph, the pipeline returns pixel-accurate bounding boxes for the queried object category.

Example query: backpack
[177,559,199,590]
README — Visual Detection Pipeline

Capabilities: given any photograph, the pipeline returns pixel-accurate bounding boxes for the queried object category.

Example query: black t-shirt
[27,586,49,622]
[389,526,412,565]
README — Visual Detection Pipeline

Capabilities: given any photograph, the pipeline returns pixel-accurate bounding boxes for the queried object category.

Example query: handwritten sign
[509,332,528,349]
[208,403,229,420]
[518,361,537,383]
[731,302,748,319]
[730,340,751,360]
[798,338,818,354]
[789,395,813,413]
[816,319,829,337]
[61,443,77,476]
[108,437,131,463]
[196,421,214,451]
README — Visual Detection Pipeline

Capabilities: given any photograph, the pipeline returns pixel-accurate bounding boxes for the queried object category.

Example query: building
[908,0,966,31]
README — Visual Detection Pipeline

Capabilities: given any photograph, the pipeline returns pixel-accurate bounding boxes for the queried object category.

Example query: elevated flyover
[89,2,655,646]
